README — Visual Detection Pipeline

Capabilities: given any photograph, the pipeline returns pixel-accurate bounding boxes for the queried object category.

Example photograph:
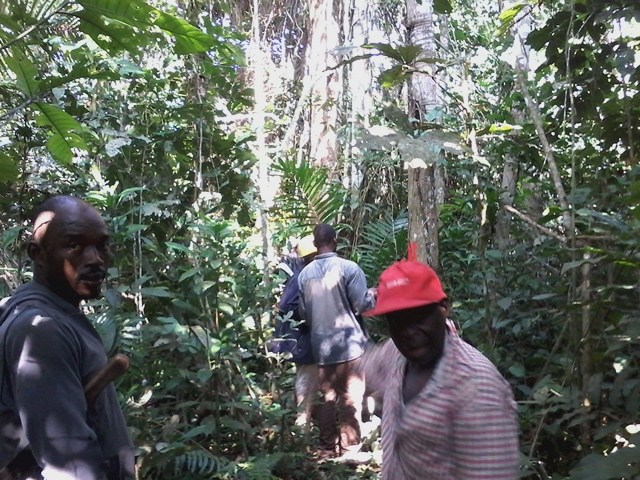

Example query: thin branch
[503,204,567,243]
[514,62,573,233]
[0,97,39,123]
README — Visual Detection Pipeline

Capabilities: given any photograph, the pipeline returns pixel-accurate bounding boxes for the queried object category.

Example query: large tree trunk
[307,0,342,167]
[406,0,443,268]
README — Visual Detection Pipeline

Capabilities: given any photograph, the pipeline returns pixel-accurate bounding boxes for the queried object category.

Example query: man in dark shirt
[272,235,318,429]
[0,196,135,479]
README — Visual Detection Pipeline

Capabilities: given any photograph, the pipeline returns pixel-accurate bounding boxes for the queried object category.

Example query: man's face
[386,303,448,369]
[31,205,112,304]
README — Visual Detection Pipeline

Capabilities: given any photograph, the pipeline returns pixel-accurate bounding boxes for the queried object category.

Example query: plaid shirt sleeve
[452,374,520,479]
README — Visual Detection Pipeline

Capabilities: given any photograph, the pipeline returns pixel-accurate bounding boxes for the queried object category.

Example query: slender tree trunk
[250,0,270,335]
[307,0,342,167]
[495,8,531,248]
[579,251,592,444]
[344,0,373,229]
[406,0,442,268]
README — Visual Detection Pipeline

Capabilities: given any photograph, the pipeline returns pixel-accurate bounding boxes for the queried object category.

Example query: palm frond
[356,210,408,279]
[272,158,347,232]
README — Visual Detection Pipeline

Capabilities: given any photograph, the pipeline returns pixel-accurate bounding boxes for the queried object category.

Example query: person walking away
[297,223,376,457]
[0,196,135,480]
[271,235,318,429]
[363,257,519,479]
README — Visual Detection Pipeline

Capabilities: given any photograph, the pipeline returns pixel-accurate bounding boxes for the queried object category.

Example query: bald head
[29,196,112,306]
[31,196,95,245]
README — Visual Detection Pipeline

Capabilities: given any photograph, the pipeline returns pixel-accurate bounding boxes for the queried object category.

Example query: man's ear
[27,240,44,266]
[439,300,451,317]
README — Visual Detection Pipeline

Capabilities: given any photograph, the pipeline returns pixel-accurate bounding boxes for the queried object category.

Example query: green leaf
[166,241,191,254]
[496,2,527,36]
[124,224,148,235]
[394,45,423,64]
[477,123,523,136]
[532,293,558,300]
[178,268,199,283]
[197,281,216,293]
[217,302,234,316]
[433,0,453,14]
[497,296,513,310]
[74,10,144,53]
[33,103,87,165]
[570,444,640,480]
[141,286,175,298]
[378,64,410,88]
[77,0,213,55]
[76,0,153,28]
[181,423,215,440]
[6,53,41,97]
[363,43,407,63]
[0,152,19,182]
[153,11,214,54]
[560,256,605,275]
[509,363,525,378]
[220,416,250,432]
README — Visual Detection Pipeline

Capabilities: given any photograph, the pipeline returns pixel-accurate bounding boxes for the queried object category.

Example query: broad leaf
[570,443,640,480]
[378,64,410,88]
[393,45,423,64]
[34,103,87,165]
[77,0,214,55]
[76,0,153,28]
[74,10,145,53]
[0,152,19,182]
[153,12,215,54]
[363,43,408,63]
[6,53,40,97]
[560,256,605,275]
[141,286,175,298]
[496,2,528,36]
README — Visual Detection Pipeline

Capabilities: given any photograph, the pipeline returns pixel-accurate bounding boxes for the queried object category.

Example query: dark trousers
[315,356,365,453]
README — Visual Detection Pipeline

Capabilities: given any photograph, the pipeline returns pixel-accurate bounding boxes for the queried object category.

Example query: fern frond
[173,450,230,477]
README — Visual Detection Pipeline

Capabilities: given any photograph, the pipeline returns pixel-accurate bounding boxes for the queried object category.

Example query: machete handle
[84,353,130,406]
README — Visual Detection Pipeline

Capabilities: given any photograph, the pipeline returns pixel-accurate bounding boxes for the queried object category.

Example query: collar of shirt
[314,252,337,260]
[419,332,452,396]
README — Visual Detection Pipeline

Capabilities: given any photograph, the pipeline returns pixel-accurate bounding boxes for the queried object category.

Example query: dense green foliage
[1,0,639,478]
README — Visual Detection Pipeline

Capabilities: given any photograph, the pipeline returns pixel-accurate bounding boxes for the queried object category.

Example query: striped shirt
[381,333,519,480]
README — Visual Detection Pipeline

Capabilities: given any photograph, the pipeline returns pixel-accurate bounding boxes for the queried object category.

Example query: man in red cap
[364,259,519,479]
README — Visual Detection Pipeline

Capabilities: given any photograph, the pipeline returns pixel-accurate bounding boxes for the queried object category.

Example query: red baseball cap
[363,260,447,317]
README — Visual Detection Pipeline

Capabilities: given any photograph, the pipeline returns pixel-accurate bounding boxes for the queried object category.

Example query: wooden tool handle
[84,353,130,406]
